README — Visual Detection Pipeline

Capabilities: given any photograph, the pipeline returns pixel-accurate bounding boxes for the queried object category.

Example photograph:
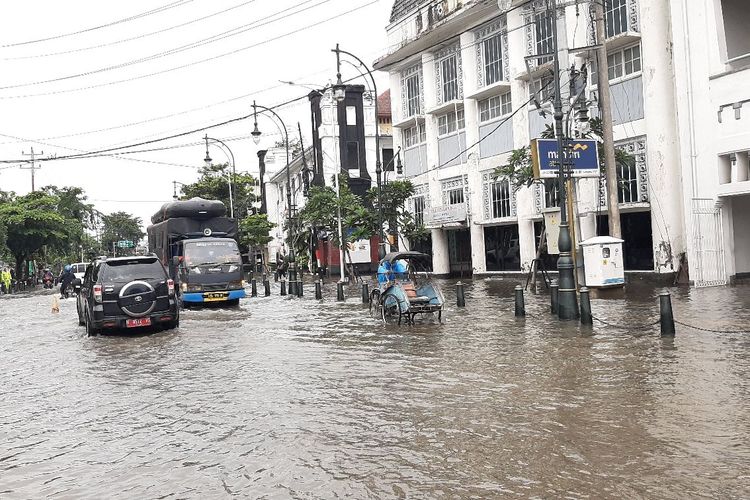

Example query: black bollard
[263,279,270,297]
[274,271,278,282]
[251,279,258,298]
[361,282,369,304]
[550,279,559,315]
[580,287,592,325]
[280,280,287,296]
[514,285,525,317]
[289,280,297,297]
[336,281,345,302]
[297,280,303,297]
[456,281,466,307]
[659,291,676,336]
[315,280,322,300]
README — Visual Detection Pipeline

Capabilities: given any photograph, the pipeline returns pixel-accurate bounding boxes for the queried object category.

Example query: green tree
[0,192,71,278]
[240,213,275,270]
[366,180,421,250]
[180,163,257,218]
[101,211,145,255]
[40,185,96,262]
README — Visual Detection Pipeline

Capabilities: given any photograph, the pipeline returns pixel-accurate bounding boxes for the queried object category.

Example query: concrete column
[431,229,450,275]
[640,0,686,273]
[732,151,749,183]
[718,154,732,184]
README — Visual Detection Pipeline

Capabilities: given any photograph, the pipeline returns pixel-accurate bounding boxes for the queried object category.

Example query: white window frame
[437,109,465,136]
[440,53,460,102]
[447,187,465,205]
[591,43,642,86]
[482,32,505,85]
[605,0,629,38]
[479,92,512,123]
[490,178,513,219]
[412,195,426,226]
[533,9,554,65]
[403,124,426,149]
[401,65,423,118]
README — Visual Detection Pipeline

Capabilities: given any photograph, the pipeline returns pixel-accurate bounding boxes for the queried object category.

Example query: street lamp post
[549,0,578,319]
[251,101,295,283]
[203,134,236,219]
[332,43,386,259]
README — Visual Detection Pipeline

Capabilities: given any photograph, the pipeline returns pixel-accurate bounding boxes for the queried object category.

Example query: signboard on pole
[544,210,561,255]
[531,139,600,179]
[424,205,467,228]
[117,240,134,249]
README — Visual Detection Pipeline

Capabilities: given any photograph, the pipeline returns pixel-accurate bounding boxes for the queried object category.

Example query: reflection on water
[1,280,748,498]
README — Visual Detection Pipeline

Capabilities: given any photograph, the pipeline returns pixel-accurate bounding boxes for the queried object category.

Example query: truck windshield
[184,241,241,266]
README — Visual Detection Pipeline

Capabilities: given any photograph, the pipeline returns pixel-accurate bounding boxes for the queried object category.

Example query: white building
[670,0,750,284]
[375,0,695,278]
[263,87,394,269]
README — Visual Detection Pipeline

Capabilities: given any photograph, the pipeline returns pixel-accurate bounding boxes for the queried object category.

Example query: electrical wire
[0,0,330,90]
[2,0,259,61]
[0,0,380,100]
[0,1,193,48]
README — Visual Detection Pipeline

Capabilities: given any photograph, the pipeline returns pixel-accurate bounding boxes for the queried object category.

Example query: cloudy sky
[0,0,394,226]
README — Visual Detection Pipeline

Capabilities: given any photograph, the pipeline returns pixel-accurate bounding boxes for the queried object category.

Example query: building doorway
[447,229,472,277]
[596,211,654,270]
[484,224,521,271]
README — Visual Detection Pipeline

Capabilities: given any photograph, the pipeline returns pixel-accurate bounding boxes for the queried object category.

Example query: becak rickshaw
[370,251,445,325]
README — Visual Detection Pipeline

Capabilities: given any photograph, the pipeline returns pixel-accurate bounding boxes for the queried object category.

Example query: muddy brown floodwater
[1,279,749,498]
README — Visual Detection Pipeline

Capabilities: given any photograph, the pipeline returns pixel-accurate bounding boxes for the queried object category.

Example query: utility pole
[20,147,43,192]
[550,0,578,320]
[592,0,621,238]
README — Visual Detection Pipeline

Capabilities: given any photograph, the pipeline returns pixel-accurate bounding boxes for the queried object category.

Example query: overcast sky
[0,0,393,227]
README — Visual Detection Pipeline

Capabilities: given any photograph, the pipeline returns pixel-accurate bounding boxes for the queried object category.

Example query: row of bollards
[513,280,675,337]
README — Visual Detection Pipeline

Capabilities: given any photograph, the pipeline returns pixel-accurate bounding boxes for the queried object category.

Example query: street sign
[531,138,600,179]
[116,240,134,249]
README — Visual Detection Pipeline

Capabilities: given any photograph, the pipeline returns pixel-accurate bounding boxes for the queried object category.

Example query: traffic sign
[531,138,600,179]
[116,240,134,248]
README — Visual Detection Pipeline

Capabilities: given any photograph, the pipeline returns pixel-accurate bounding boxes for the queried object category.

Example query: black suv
[76,255,179,336]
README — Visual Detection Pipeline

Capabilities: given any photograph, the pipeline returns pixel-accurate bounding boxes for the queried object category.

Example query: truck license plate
[204,292,228,302]
[126,318,152,328]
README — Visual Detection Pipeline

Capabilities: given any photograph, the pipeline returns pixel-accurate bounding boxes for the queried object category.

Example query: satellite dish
[497,0,512,11]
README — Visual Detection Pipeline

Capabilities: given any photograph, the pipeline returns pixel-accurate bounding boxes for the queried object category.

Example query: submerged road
[1,280,749,498]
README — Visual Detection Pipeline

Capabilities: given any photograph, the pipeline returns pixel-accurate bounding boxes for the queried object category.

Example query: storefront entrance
[596,211,654,270]
[447,229,472,277]
[484,225,521,271]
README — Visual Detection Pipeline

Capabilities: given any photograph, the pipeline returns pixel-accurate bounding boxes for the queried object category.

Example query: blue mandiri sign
[531,139,600,178]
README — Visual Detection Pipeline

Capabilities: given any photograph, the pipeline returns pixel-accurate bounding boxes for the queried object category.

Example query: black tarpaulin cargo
[151,197,226,225]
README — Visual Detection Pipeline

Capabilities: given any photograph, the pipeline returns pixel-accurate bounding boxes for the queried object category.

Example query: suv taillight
[93,284,103,302]
[167,279,175,295]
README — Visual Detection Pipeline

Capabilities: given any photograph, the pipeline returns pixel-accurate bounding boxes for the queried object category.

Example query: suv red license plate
[126,318,152,328]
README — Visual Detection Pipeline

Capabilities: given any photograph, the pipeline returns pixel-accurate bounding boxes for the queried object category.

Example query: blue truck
[147,198,246,306]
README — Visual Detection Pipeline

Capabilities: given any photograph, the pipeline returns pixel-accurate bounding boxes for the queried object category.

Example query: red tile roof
[377,90,391,118]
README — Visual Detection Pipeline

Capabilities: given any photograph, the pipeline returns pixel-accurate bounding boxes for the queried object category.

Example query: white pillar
[431,229,450,275]
[732,151,749,183]
[640,0,686,273]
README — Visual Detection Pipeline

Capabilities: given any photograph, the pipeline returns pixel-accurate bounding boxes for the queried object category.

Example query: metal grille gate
[692,198,728,287]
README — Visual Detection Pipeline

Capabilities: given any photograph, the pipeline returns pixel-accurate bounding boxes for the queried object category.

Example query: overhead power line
[0,0,329,90]
[0,0,379,100]
[0,0,193,48]
[2,0,258,61]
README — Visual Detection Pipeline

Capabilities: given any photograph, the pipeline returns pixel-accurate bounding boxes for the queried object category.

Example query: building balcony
[466,80,511,101]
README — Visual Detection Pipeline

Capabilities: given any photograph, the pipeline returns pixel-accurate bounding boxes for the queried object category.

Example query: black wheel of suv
[85,311,98,337]
[227,299,240,307]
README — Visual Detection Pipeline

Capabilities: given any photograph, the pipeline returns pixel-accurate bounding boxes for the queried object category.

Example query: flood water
[1,279,749,498]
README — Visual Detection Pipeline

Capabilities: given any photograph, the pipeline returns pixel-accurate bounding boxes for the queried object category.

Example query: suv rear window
[100,259,166,282]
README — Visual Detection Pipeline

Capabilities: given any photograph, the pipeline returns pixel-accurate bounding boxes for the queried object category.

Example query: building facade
[375,0,691,278]
[264,87,394,271]
[670,0,750,284]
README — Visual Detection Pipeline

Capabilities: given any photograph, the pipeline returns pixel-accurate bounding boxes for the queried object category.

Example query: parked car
[76,255,179,336]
